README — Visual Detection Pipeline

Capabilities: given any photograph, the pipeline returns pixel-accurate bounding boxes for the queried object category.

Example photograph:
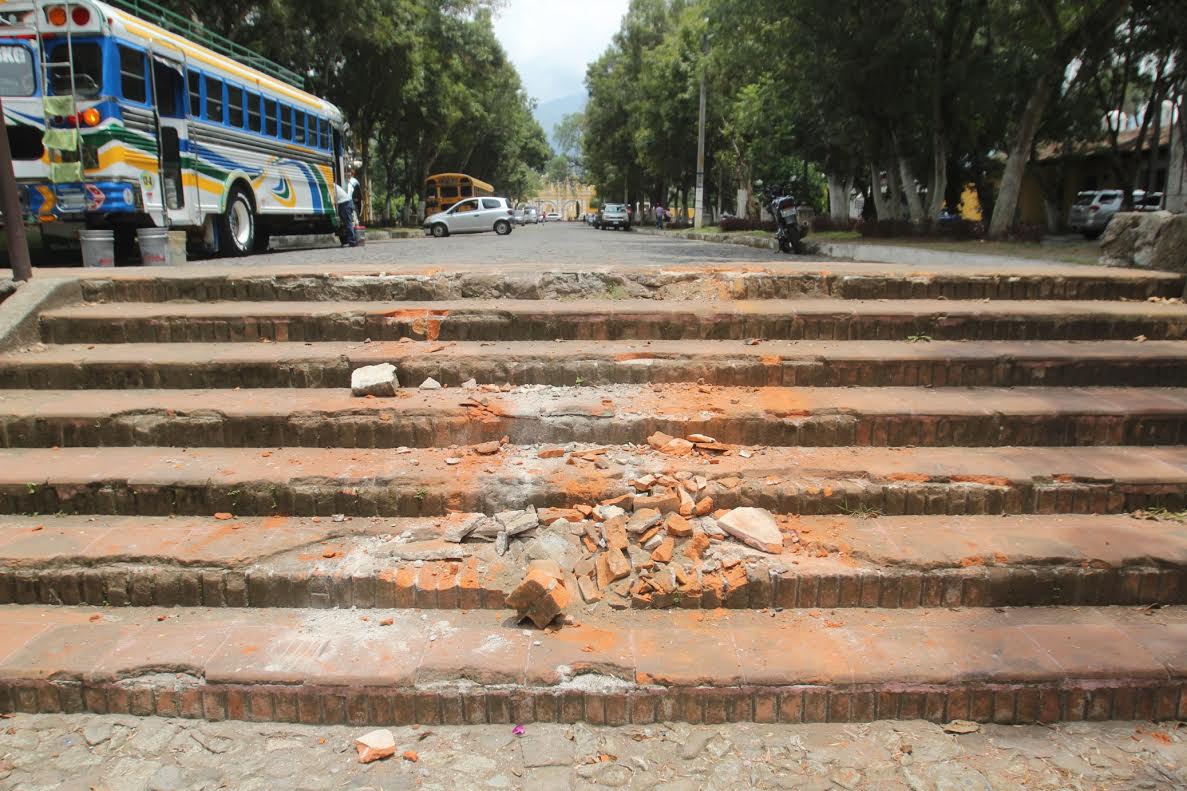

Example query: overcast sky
[492,0,631,104]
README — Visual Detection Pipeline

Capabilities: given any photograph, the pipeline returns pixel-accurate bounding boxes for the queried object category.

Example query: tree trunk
[898,154,925,223]
[826,173,850,223]
[891,132,924,223]
[884,156,906,220]
[987,69,1056,239]
[987,0,1130,239]
[1167,83,1187,213]
[928,129,948,217]
[869,162,889,220]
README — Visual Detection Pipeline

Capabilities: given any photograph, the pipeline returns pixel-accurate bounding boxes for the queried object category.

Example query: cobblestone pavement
[254,222,788,268]
[1,713,1185,790]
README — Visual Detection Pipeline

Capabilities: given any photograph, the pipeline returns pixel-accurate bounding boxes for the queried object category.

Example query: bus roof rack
[105,0,305,89]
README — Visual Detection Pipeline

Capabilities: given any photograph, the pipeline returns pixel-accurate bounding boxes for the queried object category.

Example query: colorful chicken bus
[0,0,349,256]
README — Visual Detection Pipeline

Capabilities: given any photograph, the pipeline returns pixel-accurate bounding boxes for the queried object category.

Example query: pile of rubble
[483,435,790,627]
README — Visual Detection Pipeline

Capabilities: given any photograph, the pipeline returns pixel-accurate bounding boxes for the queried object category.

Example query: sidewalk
[634,226,1109,269]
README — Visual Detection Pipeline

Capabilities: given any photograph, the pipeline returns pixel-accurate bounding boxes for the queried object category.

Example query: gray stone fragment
[442,514,484,543]
[83,721,113,746]
[147,764,184,791]
[520,729,576,767]
[495,531,509,556]
[419,377,442,390]
[350,363,399,397]
[496,508,539,536]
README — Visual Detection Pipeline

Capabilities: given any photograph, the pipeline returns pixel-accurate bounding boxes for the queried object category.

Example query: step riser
[40,313,1187,344]
[3,677,1182,726]
[74,272,1185,304]
[2,564,1180,610]
[4,411,1186,448]
[4,479,1184,517]
[8,357,1187,389]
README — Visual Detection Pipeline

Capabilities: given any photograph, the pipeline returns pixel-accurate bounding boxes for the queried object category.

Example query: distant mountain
[534,92,587,150]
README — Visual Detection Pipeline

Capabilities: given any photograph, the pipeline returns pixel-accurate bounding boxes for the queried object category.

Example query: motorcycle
[756,181,808,254]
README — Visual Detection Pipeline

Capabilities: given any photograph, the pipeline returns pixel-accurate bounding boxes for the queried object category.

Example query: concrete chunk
[355,728,396,763]
[717,507,784,554]
[350,363,399,397]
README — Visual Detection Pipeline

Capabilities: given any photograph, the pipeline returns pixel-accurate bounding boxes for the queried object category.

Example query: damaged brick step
[2,514,1185,610]
[70,265,1185,303]
[2,604,1186,725]
[6,386,1187,448]
[5,444,1187,517]
[38,298,1187,344]
[9,339,1187,390]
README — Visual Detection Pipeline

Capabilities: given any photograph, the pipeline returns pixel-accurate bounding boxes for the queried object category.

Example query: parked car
[598,203,630,230]
[512,207,526,226]
[546,212,561,221]
[524,207,540,224]
[1068,190,1124,238]
[423,196,514,237]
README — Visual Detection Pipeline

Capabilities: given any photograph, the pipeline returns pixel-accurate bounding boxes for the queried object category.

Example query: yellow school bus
[424,172,493,214]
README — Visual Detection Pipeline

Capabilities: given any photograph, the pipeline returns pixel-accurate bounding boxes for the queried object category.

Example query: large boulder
[1099,211,1187,272]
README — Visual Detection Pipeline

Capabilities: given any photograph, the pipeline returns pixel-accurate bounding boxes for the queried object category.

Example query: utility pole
[0,98,32,281]
[694,47,707,229]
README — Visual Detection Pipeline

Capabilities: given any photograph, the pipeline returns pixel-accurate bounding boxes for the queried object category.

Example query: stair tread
[5,385,1187,419]
[4,443,1187,487]
[2,604,1184,688]
[1,513,1184,576]
[9,338,1187,365]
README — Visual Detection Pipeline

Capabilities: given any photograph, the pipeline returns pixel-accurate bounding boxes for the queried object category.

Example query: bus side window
[247,92,261,132]
[320,119,329,149]
[187,70,201,117]
[280,105,292,140]
[118,45,146,103]
[227,84,243,127]
[263,99,275,137]
[205,76,223,122]
[294,110,305,144]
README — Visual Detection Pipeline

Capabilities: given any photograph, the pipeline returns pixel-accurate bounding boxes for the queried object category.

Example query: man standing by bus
[335,175,358,247]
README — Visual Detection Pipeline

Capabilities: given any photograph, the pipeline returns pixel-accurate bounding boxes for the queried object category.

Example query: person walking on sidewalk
[335,175,358,247]
[655,205,666,230]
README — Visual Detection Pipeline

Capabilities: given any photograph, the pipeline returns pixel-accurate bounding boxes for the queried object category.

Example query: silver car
[1068,190,1123,238]
[424,197,515,237]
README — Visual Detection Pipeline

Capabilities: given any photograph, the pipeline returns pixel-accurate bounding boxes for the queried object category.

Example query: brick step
[67,263,1185,304]
[39,299,1187,344]
[2,604,1184,725]
[2,514,1184,610]
[5,386,1187,448]
[6,339,1187,390]
[4,443,1187,517]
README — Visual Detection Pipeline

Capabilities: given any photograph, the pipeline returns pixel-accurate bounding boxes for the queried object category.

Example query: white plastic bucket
[136,227,170,266]
[79,230,114,268]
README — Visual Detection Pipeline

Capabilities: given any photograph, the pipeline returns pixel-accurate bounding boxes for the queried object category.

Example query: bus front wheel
[219,186,256,256]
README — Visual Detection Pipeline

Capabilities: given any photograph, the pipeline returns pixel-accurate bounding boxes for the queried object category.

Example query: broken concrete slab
[717,507,784,554]
[350,363,399,397]
[355,728,396,763]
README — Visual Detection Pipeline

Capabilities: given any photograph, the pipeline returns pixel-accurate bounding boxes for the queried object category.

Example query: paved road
[2,713,1181,790]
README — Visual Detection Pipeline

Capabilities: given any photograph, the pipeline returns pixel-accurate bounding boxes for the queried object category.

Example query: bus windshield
[0,44,34,95]
[47,42,103,98]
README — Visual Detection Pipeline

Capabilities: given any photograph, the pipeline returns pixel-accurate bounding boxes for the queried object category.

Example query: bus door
[149,54,191,224]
